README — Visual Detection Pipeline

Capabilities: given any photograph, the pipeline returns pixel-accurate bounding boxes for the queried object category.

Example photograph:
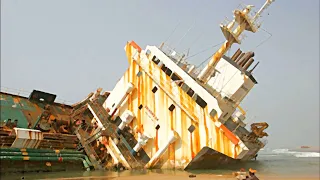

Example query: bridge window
[187,88,194,97]
[155,124,160,130]
[193,94,207,108]
[157,61,163,67]
[152,56,160,65]
[171,73,181,81]
[181,83,190,93]
[161,64,168,72]
[160,63,173,77]
[165,68,172,76]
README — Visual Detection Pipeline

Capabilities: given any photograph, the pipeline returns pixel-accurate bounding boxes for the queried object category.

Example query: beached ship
[0,0,274,173]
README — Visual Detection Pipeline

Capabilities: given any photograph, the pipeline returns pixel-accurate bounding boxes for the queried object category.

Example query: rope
[183,32,204,52]
[164,21,181,44]
[0,86,74,104]
[252,27,273,50]
[174,20,196,48]
[196,53,214,68]
[185,41,224,61]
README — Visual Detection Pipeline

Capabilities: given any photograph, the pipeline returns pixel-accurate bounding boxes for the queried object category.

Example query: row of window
[151,55,207,108]
[138,103,196,133]
[137,55,221,124]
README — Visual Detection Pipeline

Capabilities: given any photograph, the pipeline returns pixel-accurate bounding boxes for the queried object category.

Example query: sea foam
[272,148,320,158]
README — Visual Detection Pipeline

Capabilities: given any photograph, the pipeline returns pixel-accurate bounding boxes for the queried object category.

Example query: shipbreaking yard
[1,0,275,177]
[3,0,320,179]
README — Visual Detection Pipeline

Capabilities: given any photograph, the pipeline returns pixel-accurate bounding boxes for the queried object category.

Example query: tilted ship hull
[0,0,273,173]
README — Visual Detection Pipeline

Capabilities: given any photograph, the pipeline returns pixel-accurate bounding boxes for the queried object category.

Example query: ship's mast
[197,0,274,83]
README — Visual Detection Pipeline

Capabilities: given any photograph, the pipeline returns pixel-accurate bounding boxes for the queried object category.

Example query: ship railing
[138,56,205,123]
[235,3,261,30]
[191,57,211,77]
[0,86,73,105]
[160,44,202,79]
[159,44,186,64]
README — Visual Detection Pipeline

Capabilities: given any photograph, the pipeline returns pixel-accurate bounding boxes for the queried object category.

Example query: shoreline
[38,172,320,180]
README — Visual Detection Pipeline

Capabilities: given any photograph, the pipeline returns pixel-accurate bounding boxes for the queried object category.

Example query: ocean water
[1,148,319,180]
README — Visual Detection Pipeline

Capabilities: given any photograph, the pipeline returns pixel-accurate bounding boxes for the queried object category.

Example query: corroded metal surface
[0,91,73,131]
[96,1,274,170]
[0,0,273,172]
[105,43,244,169]
[72,97,149,170]
[0,90,110,173]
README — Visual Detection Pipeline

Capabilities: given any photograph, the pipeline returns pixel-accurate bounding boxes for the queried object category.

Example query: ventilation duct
[243,57,254,70]
[231,48,242,61]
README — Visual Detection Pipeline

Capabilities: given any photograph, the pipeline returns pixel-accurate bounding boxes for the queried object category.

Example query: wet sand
[111,174,319,180]
[45,173,320,180]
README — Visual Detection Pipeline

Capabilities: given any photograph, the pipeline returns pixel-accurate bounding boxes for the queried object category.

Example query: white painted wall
[207,58,255,104]
[146,46,224,118]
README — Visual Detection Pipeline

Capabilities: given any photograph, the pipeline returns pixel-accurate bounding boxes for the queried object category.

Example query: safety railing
[235,3,262,30]
[159,44,185,63]
[0,86,74,105]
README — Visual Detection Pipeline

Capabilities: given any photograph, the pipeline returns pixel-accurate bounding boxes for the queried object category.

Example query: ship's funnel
[243,57,254,70]
[238,52,254,67]
[231,48,242,61]
[235,53,245,63]
[196,0,274,83]
[248,61,260,74]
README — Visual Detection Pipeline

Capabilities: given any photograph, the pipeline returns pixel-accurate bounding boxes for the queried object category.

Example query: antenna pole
[253,0,275,21]
[196,0,274,84]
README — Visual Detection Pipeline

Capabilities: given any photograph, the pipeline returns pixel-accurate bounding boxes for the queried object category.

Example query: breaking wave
[272,148,320,158]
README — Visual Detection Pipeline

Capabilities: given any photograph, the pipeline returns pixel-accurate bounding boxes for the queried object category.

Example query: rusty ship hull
[0,0,274,173]
[0,90,109,173]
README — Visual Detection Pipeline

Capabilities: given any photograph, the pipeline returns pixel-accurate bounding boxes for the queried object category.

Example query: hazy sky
[1,0,319,148]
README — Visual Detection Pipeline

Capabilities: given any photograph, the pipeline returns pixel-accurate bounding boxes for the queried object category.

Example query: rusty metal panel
[1,93,43,128]
[11,128,43,148]
[1,107,29,128]
[0,92,75,131]
[105,46,247,169]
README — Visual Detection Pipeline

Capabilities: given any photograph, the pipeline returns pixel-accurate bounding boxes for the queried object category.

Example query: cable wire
[253,27,273,50]
[185,41,224,61]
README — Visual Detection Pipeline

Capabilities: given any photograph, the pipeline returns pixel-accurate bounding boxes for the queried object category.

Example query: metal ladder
[87,101,143,168]
[75,127,103,170]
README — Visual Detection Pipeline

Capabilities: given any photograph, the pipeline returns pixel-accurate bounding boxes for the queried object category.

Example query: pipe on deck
[248,62,260,74]
[243,57,254,70]
[117,110,135,134]
[238,52,254,67]
[231,48,242,61]
[0,148,83,154]
[131,133,150,156]
[144,131,179,168]
[0,151,92,167]
[110,83,135,118]
[0,156,90,171]
[235,53,245,63]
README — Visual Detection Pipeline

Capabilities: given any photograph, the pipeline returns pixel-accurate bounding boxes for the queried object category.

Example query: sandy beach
[42,172,320,180]
[112,174,320,180]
